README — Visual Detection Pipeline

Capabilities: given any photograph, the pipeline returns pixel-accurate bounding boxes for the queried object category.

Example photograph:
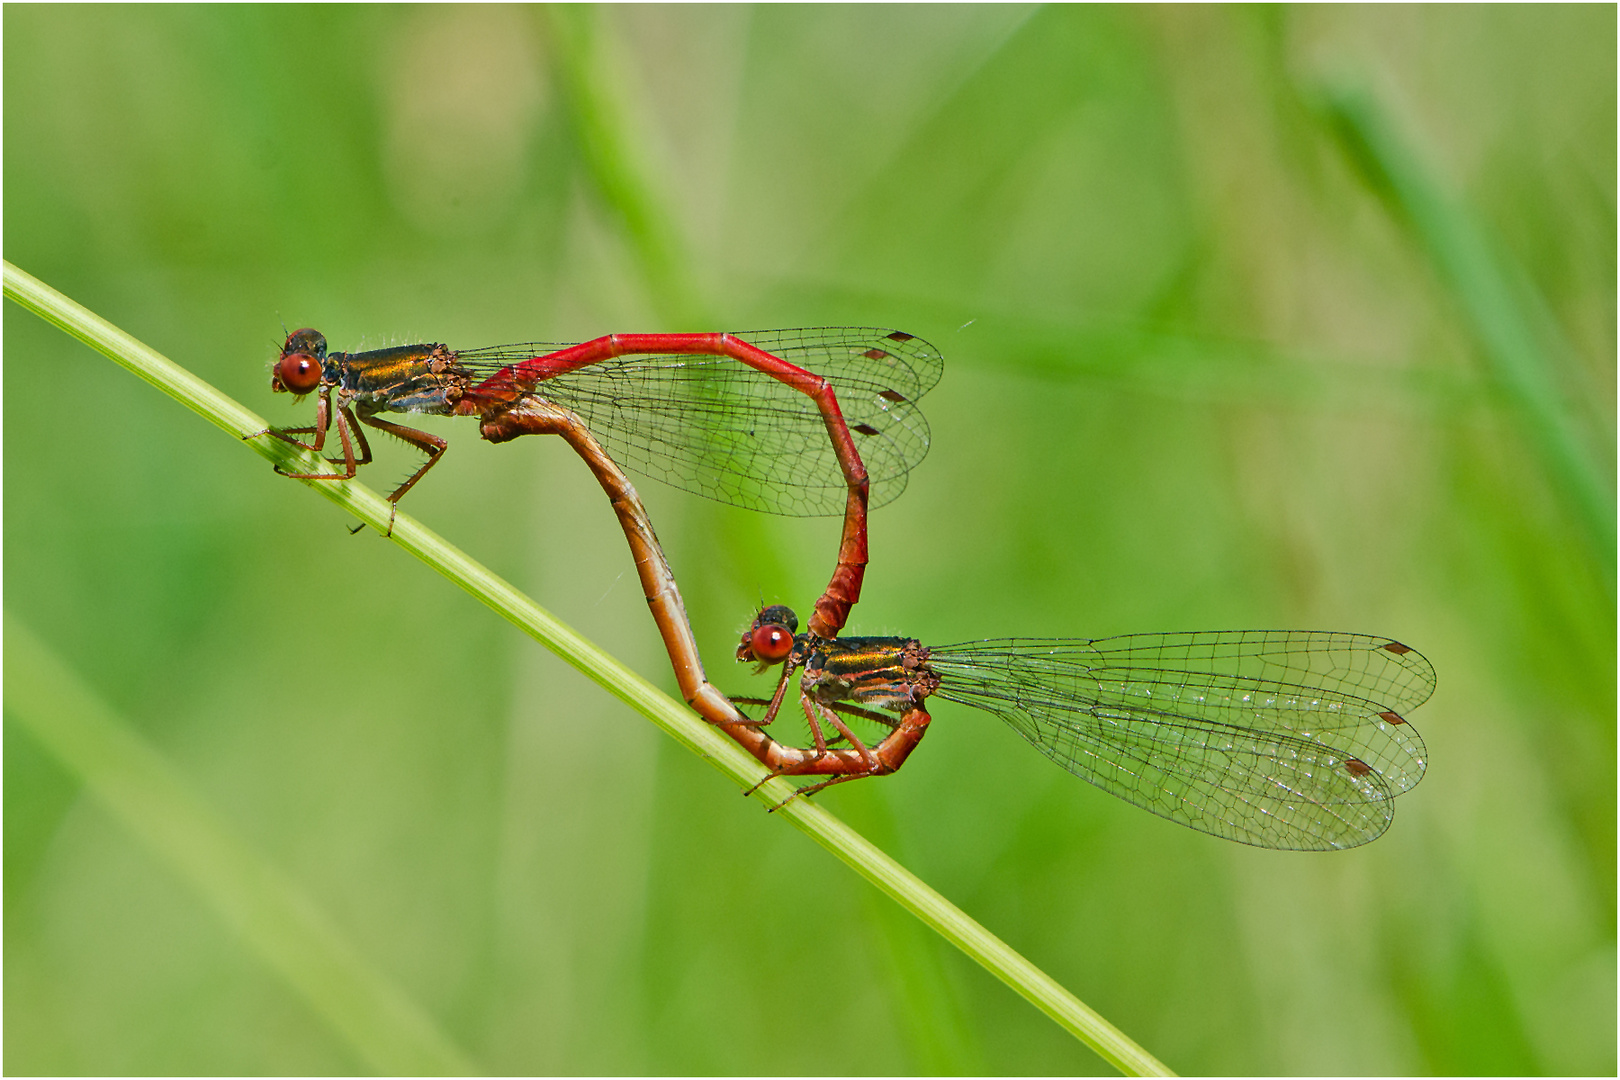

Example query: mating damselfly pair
[258,325,1431,850]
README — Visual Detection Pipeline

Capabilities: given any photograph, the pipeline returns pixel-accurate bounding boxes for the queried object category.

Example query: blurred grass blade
[1316,84,1616,584]
[3,613,479,1076]
[542,4,706,326]
[3,260,1173,1077]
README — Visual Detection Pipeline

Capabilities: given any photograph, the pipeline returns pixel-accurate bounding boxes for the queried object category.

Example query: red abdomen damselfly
[257,327,942,637]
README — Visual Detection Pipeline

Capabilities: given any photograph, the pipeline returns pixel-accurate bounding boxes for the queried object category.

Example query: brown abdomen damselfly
[731,606,1433,851]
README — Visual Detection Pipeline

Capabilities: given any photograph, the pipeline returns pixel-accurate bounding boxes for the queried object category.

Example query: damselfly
[254,327,941,637]
[731,605,1433,850]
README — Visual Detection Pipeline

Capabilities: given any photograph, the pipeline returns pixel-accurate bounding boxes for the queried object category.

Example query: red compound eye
[750,623,795,662]
[274,351,322,395]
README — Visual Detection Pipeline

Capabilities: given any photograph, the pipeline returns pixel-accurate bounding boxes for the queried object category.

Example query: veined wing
[941,631,1431,792]
[459,328,941,516]
[1068,630,1435,715]
[927,631,1434,850]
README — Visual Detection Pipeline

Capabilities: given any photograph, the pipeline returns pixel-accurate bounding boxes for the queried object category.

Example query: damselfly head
[737,604,798,667]
[271,328,328,396]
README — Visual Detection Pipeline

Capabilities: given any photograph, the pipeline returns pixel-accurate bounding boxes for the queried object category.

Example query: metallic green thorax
[329,344,473,416]
[799,635,940,714]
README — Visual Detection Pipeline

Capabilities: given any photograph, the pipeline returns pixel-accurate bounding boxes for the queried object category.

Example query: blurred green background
[5,5,1613,1075]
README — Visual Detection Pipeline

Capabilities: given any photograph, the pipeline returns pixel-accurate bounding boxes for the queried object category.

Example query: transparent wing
[928,631,1434,850]
[459,328,941,516]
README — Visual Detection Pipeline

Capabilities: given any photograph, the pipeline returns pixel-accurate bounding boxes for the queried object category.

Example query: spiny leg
[252,385,332,454]
[352,413,448,536]
[274,396,359,483]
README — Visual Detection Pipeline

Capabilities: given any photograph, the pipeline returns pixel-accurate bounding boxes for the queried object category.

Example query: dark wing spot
[863,348,892,361]
[878,389,908,402]
[852,423,881,436]
[1343,758,1373,778]
[1378,710,1406,725]
[1382,642,1412,655]
[885,331,914,342]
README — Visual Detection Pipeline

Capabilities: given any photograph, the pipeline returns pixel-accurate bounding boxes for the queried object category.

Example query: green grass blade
[542,5,706,326]
[4,259,1174,1077]
[1315,85,1616,586]
[4,613,480,1076]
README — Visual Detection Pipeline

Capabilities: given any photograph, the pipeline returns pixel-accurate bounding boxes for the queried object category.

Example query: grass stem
[4,259,1174,1077]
